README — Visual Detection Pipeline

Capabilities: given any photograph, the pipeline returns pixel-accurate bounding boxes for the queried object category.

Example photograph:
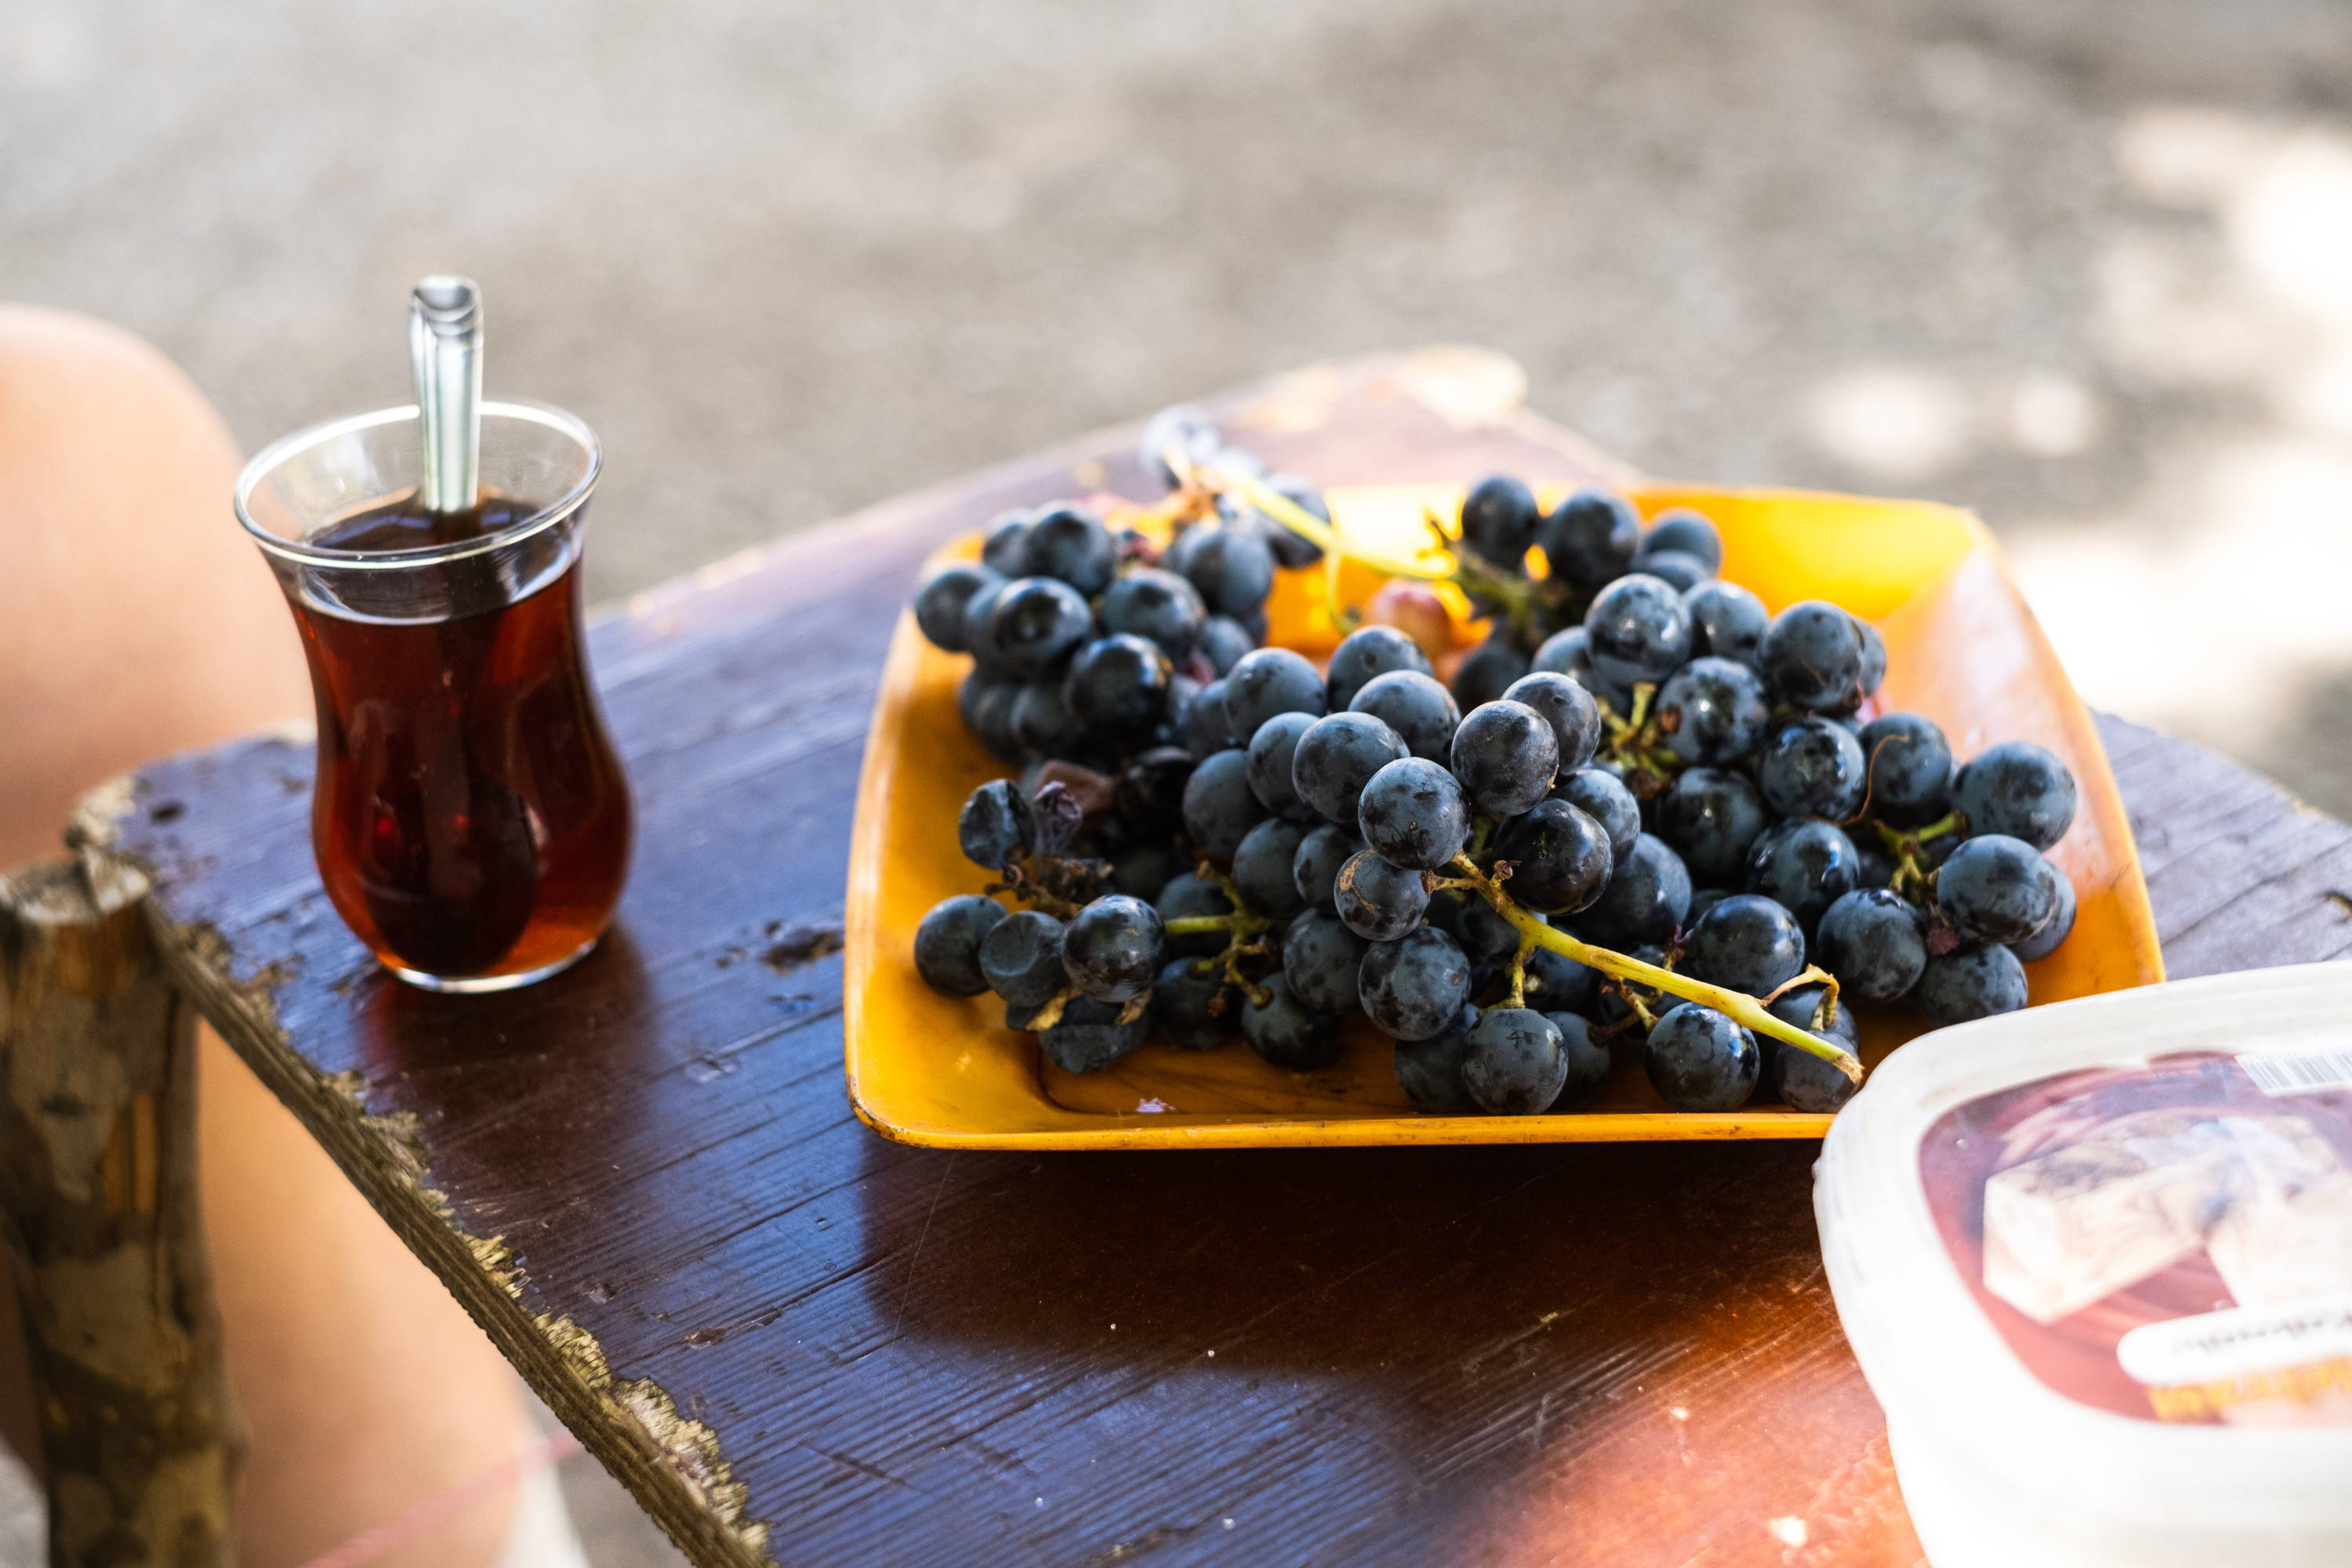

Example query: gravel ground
[6,0,2352,1561]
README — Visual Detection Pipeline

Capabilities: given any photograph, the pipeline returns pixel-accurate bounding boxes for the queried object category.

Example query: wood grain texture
[73,349,2352,1567]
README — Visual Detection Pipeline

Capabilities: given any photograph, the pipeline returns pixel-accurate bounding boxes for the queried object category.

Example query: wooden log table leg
[0,859,239,1566]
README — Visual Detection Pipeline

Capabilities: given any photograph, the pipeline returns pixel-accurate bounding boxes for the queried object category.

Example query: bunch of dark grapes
[909,418,2080,1119]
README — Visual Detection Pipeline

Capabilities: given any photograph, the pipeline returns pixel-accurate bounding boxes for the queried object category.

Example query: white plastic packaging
[1815,961,2352,1568]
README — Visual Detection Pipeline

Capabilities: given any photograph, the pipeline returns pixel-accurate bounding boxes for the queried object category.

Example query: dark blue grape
[1813,888,1926,1002]
[1232,818,1308,920]
[1765,985,1859,1112]
[1463,1007,1568,1114]
[1223,647,1327,739]
[1041,996,1149,1073]
[1359,926,1473,1040]
[1858,713,1953,826]
[1250,473,1330,568]
[1394,1004,1481,1113]
[1293,712,1410,826]
[1242,974,1343,1070]
[1584,574,1693,688]
[913,895,1006,995]
[1538,488,1641,590]
[1450,699,1559,815]
[914,561,1000,652]
[1643,509,1723,573]
[960,578,1014,673]
[1524,947,1596,1012]
[1629,549,1709,593]
[1682,579,1768,670]
[979,909,1068,1005]
[1173,524,1276,618]
[1292,823,1359,913]
[1245,710,1316,817]
[1552,766,1641,863]
[2011,868,2076,963]
[1139,405,1221,488]
[1688,887,1734,923]
[1061,895,1166,1002]
[1657,767,1768,884]
[1502,671,1602,773]
[1593,943,1669,1028]
[980,510,1033,575]
[1918,945,2029,1026]
[1112,844,1183,899]
[1757,717,1867,820]
[990,576,1094,679]
[1952,742,2078,850]
[1197,615,1255,676]
[1011,680,1086,758]
[1182,678,1235,756]
[1428,887,1526,966]
[1656,656,1769,765]
[1493,800,1613,915]
[1179,749,1266,865]
[959,671,1025,762]
[1349,670,1460,763]
[1326,625,1433,710]
[1644,1004,1761,1111]
[1116,747,1195,837]
[1936,835,2060,946]
[1022,504,1118,595]
[1098,568,1205,657]
[1460,475,1541,572]
[1282,909,1368,1014]
[1759,601,1867,712]
[1680,894,1806,996]
[958,779,1033,869]
[1334,850,1431,942]
[1357,757,1472,871]
[1149,957,1238,1050]
[1450,634,1530,710]
[1544,1012,1612,1111]
[1745,818,1862,932]
[1156,871,1232,959]
[1063,634,1172,742]
[1530,626,1584,674]
[1573,833,1691,947]
[1856,620,1886,699]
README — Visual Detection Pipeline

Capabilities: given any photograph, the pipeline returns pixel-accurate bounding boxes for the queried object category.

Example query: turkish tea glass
[235,401,633,992]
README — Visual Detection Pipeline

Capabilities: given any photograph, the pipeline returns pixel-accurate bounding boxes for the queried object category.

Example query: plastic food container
[1817,961,2352,1568]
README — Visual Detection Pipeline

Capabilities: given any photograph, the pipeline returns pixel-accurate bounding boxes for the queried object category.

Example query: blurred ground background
[7,0,2352,1561]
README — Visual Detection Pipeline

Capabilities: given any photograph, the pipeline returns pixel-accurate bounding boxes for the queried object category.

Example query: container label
[1920,1048,2352,1425]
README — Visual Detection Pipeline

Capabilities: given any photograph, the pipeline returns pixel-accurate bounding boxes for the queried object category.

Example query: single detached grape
[1584,574,1693,688]
[1683,579,1768,670]
[2011,869,2077,963]
[1539,488,1642,590]
[1149,957,1238,1050]
[1098,568,1206,657]
[1813,887,1926,1002]
[1283,909,1369,1014]
[1324,625,1433,710]
[1022,504,1118,595]
[1759,601,1866,712]
[1063,634,1172,742]
[1450,635,1530,710]
[1294,711,1411,826]
[1232,818,1309,920]
[1745,818,1863,933]
[1553,767,1641,864]
[1451,700,1560,815]
[1493,800,1613,915]
[1245,710,1316,817]
[1644,508,1723,573]
[1952,742,2078,850]
[1756,717,1867,820]
[1334,850,1432,942]
[1241,974,1343,1070]
[1573,833,1691,947]
[1357,757,1473,871]
[1349,670,1460,763]
[1936,834,2060,946]
[958,779,1033,869]
[1359,926,1473,1040]
[1918,945,2029,1027]
[1061,894,1165,1003]
[1394,1004,1482,1114]
[1502,671,1602,774]
[1644,1003,1761,1112]
[914,895,1007,996]
[915,561,1000,652]
[1040,996,1149,1073]
[1655,657,1769,766]
[1223,647,1327,739]
[989,576,1094,678]
[1766,985,1859,1112]
[1180,748,1268,865]
[1679,893,1806,996]
[978,909,1068,1006]
[1460,474,1541,571]
[1657,766,1769,884]
[1858,712,1953,826]
[1292,822,1360,913]
[1462,1007,1569,1115]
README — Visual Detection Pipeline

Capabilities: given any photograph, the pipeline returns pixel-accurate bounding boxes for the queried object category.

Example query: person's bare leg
[0,305,535,1567]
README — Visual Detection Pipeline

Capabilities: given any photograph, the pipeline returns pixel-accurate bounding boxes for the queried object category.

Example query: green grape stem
[1445,854,1864,1084]
[1163,912,1276,938]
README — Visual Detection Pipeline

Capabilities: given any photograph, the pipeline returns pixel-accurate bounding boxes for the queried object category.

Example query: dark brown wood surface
[77,350,2352,1567]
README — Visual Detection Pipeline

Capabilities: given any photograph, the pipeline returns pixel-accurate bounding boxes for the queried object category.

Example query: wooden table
[52,350,2352,1566]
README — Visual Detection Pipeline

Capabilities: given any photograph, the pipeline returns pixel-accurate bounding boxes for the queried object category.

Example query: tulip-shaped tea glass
[235,402,633,991]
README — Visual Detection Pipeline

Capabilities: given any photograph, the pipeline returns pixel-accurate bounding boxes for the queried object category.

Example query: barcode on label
[2238,1047,2352,1096]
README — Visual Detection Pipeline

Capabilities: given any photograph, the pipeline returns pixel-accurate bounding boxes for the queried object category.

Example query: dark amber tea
[289,492,631,985]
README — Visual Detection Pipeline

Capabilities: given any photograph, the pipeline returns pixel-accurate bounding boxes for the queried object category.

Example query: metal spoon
[409,275,482,515]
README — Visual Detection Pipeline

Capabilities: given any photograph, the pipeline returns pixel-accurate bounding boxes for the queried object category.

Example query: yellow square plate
[843,484,2163,1149]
